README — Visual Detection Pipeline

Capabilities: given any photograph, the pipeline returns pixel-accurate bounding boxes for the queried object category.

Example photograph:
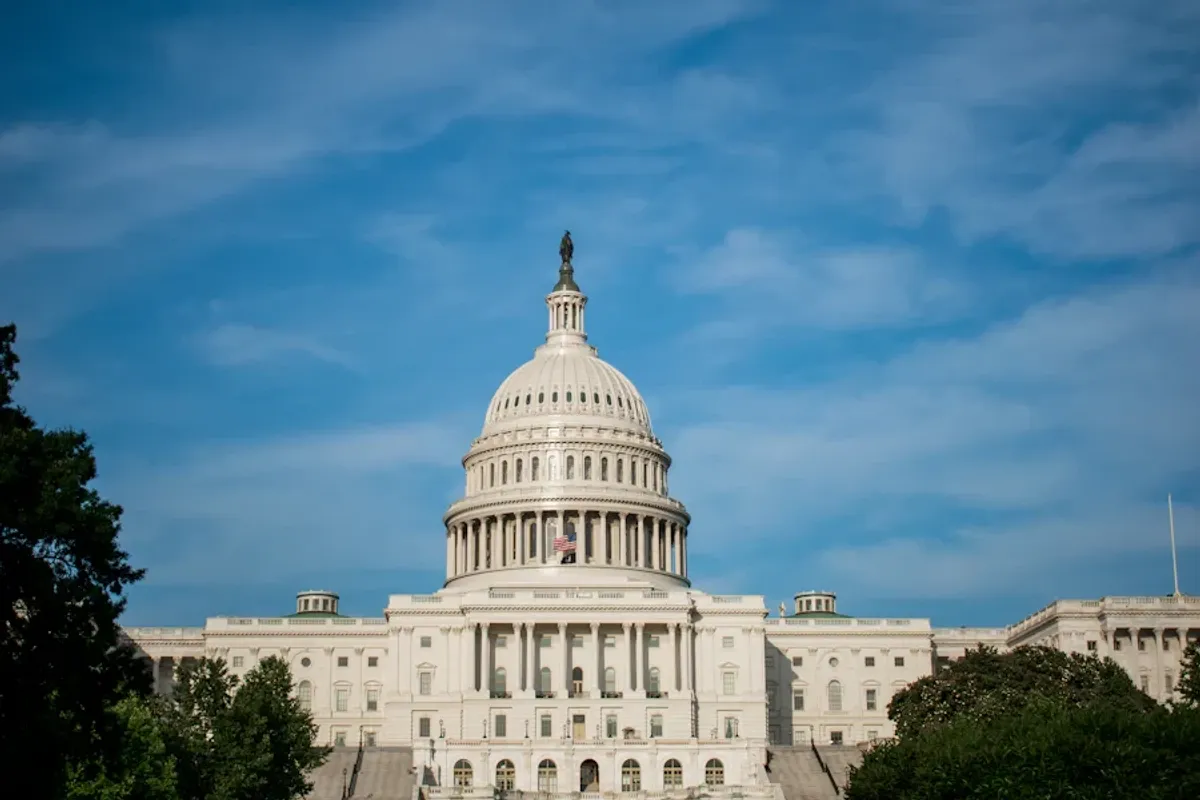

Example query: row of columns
[439,621,697,697]
[446,510,687,580]
[1105,626,1200,698]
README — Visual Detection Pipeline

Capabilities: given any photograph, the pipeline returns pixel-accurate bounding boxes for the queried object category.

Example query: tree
[888,645,1154,738]
[845,700,1200,800]
[1179,639,1200,707]
[162,656,328,800]
[64,695,180,800]
[0,323,150,798]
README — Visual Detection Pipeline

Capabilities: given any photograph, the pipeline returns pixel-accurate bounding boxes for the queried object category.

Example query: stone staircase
[307,748,360,800]
[814,747,863,793]
[353,747,415,800]
[766,747,838,800]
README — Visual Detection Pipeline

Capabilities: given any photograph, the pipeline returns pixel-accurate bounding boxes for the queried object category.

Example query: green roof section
[788,610,853,619]
[285,611,343,619]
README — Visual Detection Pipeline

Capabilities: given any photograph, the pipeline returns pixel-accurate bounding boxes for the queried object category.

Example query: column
[669,524,677,573]
[750,627,765,693]
[559,623,571,694]
[669,623,679,692]
[1153,628,1163,698]
[398,627,413,696]
[591,622,602,695]
[461,624,474,693]
[519,516,527,566]
[623,623,635,694]
[683,624,694,692]
[526,623,537,695]
[634,622,645,694]
[636,516,645,568]
[482,623,491,696]
[680,529,687,578]
[618,513,627,566]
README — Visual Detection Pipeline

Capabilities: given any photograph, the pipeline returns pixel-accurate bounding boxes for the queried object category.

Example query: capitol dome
[442,234,689,591]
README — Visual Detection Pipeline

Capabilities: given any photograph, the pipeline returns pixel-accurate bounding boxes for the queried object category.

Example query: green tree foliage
[845,700,1200,800]
[65,695,180,800]
[162,656,328,800]
[1179,639,1200,707]
[0,323,150,797]
[888,644,1154,738]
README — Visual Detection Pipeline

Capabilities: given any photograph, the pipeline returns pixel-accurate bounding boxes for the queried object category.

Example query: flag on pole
[554,531,577,553]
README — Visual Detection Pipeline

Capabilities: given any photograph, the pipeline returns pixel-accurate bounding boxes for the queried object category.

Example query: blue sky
[3,0,1198,628]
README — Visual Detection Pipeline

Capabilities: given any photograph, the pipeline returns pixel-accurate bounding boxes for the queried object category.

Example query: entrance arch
[579,759,599,791]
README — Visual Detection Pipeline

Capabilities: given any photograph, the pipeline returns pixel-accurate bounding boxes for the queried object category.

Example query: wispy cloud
[197,323,355,369]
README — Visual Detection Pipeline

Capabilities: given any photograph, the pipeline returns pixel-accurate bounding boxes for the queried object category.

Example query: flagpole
[1168,493,1181,597]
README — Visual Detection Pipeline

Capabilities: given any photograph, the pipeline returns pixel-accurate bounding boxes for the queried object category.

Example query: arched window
[828,680,843,712]
[492,668,507,696]
[648,667,661,694]
[297,680,312,710]
[652,465,657,491]
[539,667,551,694]
[630,458,638,486]
[566,455,575,480]
[572,666,584,696]
[616,459,624,483]
[489,463,495,487]
[537,760,557,792]
[531,457,540,481]
[501,461,508,484]
[621,759,641,791]
[663,759,683,788]
[704,759,725,785]
[515,458,523,482]
[584,456,592,480]
[495,760,515,791]
[601,457,609,481]
[453,760,473,787]
[604,667,617,694]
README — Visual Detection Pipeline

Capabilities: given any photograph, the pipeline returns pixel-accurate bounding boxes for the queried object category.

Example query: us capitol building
[126,236,1200,799]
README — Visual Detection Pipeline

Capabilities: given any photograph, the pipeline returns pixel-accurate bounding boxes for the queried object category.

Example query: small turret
[295,590,340,616]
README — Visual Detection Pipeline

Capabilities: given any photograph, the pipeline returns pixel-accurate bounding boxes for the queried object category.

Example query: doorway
[579,759,599,791]
[572,714,586,741]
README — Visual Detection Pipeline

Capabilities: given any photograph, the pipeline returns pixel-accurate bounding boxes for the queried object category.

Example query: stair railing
[347,737,365,797]
[809,740,840,796]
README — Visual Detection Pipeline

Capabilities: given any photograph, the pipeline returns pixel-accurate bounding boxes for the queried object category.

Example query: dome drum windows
[583,456,592,480]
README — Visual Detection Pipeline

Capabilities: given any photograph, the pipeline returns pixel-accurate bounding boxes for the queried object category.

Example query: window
[605,636,616,648]
[724,717,739,739]
[572,666,584,696]
[334,731,347,747]
[515,458,523,482]
[489,464,495,487]
[605,667,617,694]
[705,759,725,786]
[722,636,734,648]
[1163,637,1171,652]
[631,458,638,485]
[540,714,552,737]
[418,717,431,738]
[829,657,839,668]
[566,456,575,479]
[621,759,641,791]
[1140,675,1150,692]
[663,759,682,787]
[1166,674,1174,693]
[617,459,624,482]
[232,656,244,668]
[601,457,609,481]
[495,760,515,791]
[827,680,842,712]
[1114,639,1122,651]
[335,687,349,712]
[648,635,660,648]
[493,667,507,696]
[830,731,844,745]
[501,461,508,484]
[531,457,540,481]
[650,714,663,738]
[368,656,378,667]
[419,671,432,696]
[866,688,877,711]
[648,668,661,695]
[538,760,558,793]
[722,671,736,695]
[864,656,875,667]
[366,687,379,711]
[566,391,572,403]
[297,680,312,710]
[539,667,552,693]
[867,729,878,740]
[606,714,618,738]
[793,690,805,711]
[364,730,376,747]
[420,636,432,648]
[792,656,803,667]
[337,656,349,667]
[301,657,311,668]
[1087,640,1097,651]
[495,714,507,738]
[894,656,905,668]
[453,759,473,788]
[584,456,592,479]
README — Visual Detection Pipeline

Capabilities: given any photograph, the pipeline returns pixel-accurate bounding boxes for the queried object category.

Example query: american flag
[553,531,577,553]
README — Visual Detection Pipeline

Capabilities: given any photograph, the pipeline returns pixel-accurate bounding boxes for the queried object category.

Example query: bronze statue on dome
[559,230,574,264]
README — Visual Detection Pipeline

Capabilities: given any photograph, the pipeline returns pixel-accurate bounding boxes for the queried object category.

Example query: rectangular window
[540,636,551,647]
[335,688,349,712]
[650,714,663,738]
[418,717,431,738]
[1086,640,1097,651]
[1137,637,1146,651]
[232,656,244,668]
[793,691,805,711]
[364,731,376,747]
[368,656,378,667]
[864,656,875,667]
[866,689,877,711]
[366,688,379,711]
[1140,675,1150,692]
[605,636,616,648]
[606,715,618,738]
[495,714,507,738]
[894,656,905,667]
[722,636,735,648]
[724,717,739,739]
[334,731,347,747]
[765,654,774,667]
[648,635,660,648]
[496,636,507,648]
[791,656,803,667]
[420,636,432,648]
[830,730,843,745]
[1163,637,1171,652]
[540,714,552,738]
[419,671,432,696]
[1114,639,1122,651]
[337,656,349,667]
[1165,674,1174,693]
[722,671,736,695]
[571,637,583,648]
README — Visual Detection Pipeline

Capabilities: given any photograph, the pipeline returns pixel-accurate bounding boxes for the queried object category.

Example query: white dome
[482,347,653,436]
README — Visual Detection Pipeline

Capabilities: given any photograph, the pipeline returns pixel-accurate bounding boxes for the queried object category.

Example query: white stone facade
[123,251,1200,796]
